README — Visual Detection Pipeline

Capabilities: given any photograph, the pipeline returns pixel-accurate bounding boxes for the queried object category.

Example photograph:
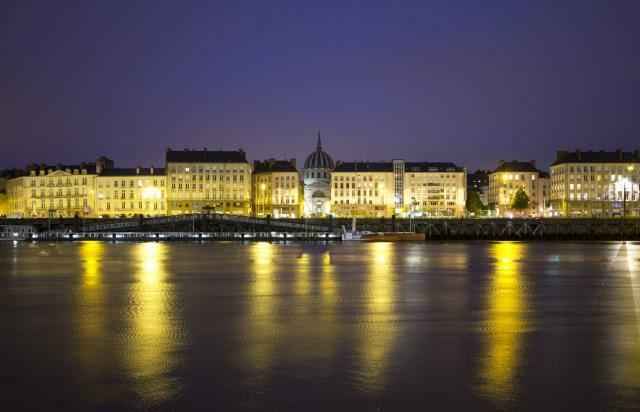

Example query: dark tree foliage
[511,188,530,211]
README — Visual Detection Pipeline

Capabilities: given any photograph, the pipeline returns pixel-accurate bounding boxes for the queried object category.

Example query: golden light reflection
[127,242,178,404]
[76,241,106,364]
[288,249,341,368]
[295,252,311,304]
[246,242,277,373]
[478,242,528,402]
[359,242,397,393]
[320,251,337,307]
[81,241,104,288]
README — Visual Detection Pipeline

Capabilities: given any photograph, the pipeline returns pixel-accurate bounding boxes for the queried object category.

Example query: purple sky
[2,0,639,171]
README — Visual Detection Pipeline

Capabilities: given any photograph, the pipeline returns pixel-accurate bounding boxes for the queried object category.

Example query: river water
[1,241,640,411]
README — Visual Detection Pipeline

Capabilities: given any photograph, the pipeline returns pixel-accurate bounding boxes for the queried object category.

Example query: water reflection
[609,242,640,395]
[246,242,278,374]
[478,242,528,402]
[76,242,106,367]
[321,252,338,308]
[358,242,398,393]
[126,242,178,404]
[294,252,311,312]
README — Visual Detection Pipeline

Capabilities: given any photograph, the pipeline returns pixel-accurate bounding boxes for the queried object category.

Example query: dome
[304,133,335,170]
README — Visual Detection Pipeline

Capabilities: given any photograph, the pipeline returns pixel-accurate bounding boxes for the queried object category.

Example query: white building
[303,133,335,216]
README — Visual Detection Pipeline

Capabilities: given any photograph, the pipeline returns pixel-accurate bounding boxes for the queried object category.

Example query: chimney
[617,149,623,160]
[556,150,568,162]
[136,167,140,175]
[290,158,296,168]
[150,167,154,175]
[498,160,505,167]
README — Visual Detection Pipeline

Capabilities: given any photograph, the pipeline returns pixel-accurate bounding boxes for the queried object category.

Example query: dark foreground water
[1,241,640,411]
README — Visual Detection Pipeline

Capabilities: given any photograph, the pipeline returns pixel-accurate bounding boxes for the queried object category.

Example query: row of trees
[466,187,529,215]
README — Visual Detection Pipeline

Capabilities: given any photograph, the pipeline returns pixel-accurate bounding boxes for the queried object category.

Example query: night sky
[2,1,639,171]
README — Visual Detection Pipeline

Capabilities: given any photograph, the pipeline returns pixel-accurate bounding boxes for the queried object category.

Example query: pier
[3,217,640,241]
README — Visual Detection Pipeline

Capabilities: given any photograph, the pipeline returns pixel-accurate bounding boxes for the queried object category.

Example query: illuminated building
[4,158,105,218]
[331,160,466,217]
[550,150,640,217]
[488,160,548,216]
[252,159,302,218]
[95,167,166,217]
[166,148,251,215]
[303,133,335,216]
[0,174,8,216]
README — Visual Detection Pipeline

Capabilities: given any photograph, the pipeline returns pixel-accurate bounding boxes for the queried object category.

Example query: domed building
[303,133,335,216]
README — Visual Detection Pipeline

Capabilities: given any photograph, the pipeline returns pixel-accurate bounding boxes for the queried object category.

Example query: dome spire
[316,131,322,151]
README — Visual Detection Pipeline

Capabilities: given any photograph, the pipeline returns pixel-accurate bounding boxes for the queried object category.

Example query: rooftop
[405,162,464,172]
[166,149,247,164]
[253,159,297,173]
[99,167,166,177]
[552,150,640,165]
[334,161,463,173]
[334,162,393,172]
[492,161,540,174]
[26,162,97,174]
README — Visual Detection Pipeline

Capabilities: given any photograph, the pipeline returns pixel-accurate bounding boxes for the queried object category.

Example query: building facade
[166,149,251,215]
[331,160,466,217]
[549,150,640,217]
[252,159,302,218]
[331,162,395,217]
[0,174,8,217]
[303,134,335,216]
[403,162,467,217]
[488,160,547,216]
[5,160,102,218]
[95,167,166,217]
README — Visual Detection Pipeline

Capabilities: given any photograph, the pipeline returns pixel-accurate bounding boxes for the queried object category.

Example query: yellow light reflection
[246,242,277,373]
[478,242,528,402]
[295,252,311,302]
[359,242,397,393]
[81,241,104,288]
[320,251,337,307]
[127,242,178,404]
[76,241,105,366]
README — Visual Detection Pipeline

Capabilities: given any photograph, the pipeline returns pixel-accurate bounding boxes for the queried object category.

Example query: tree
[511,188,530,212]
[466,190,486,215]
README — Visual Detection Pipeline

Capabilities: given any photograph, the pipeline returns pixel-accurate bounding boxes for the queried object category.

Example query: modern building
[303,133,335,217]
[549,150,640,217]
[331,160,466,217]
[5,160,103,218]
[488,160,548,216]
[95,167,166,217]
[252,159,302,218]
[166,148,251,215]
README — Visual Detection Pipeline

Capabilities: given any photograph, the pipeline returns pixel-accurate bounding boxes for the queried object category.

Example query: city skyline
[2,1,639,171]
